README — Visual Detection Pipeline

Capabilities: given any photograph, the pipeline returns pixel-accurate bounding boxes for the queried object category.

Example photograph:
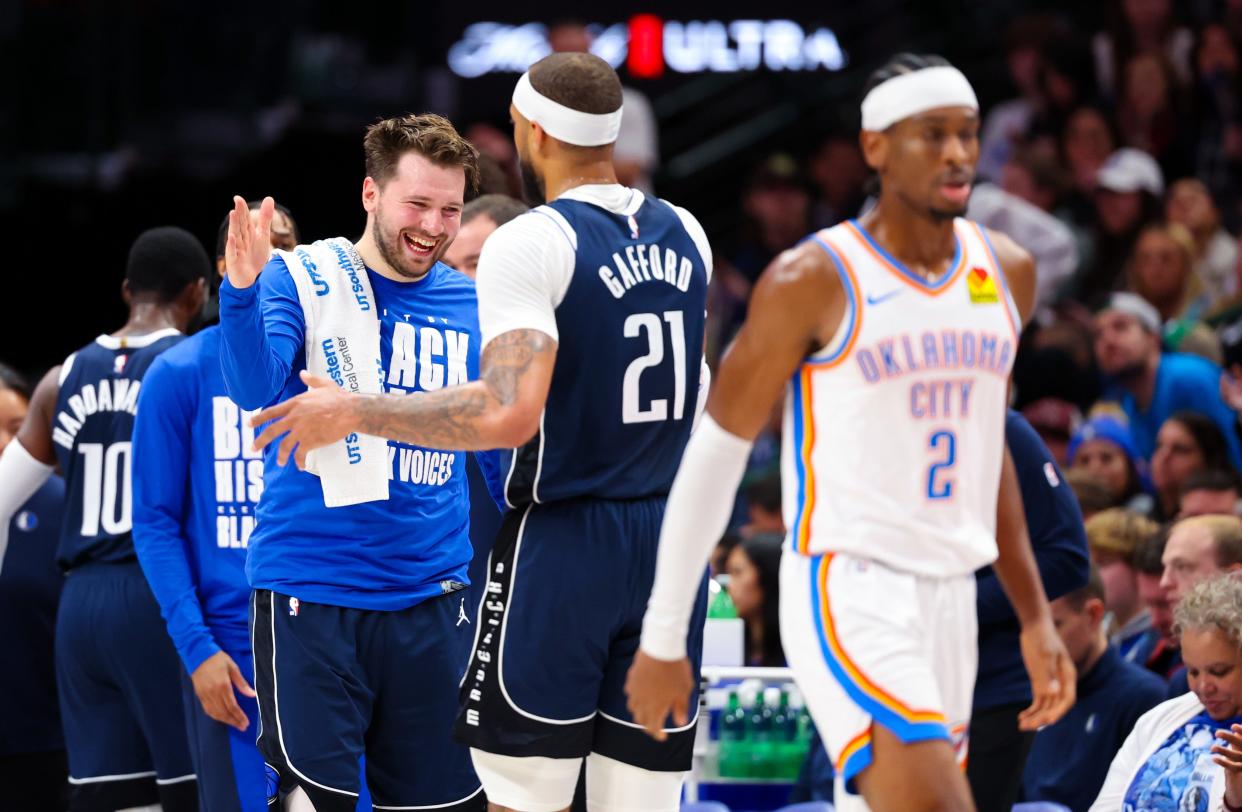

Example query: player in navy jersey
[131,205,340,812]
[251,53,712,812]
[0,227,209,811]
[0,364,67,810]
[219,115,491,811]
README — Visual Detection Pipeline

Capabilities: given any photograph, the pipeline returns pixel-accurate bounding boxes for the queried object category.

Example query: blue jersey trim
[848,218,962,292]
[805,236,859,366]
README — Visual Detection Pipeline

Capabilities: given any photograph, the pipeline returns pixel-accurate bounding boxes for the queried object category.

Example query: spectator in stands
[1022,397,1081,465]
[1133,528,1182,678]
[1061,105,1119,218]
[1092,0,1195,97]
[710,531,741,579]
[978,15,1059,181]
[740,471,783,538]
[1152,411,1235,519]
[1068,414,1151,512]
[1094,293,1242,471]
[1090,574,1242,809]
[1165,178,1239,307]
[1160,514,1242,696]
[1190,24,1242,223]
[728,154,811,286]
[806,135,868,229]
[723,534,784,667]
[1086,508,1161,664]
[969,410,1090,812]
[1127,223,1207,325]
[0,364,67,807]
[441,194,528,280]
[1160,515,1242,607]
[1021,568,1166,812]
[1069,470,1123,518]
[1117,52,1193,179]
[1179,468,1242,517]
[1082,149,1165,300]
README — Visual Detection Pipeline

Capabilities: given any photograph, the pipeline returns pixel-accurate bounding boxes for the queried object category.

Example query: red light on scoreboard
[627,14,665,79]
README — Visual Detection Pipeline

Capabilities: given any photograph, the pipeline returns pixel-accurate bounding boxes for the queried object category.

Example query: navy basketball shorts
[179,645,267,812]
[455,496,709,771]
[250,588,484,812]
[56,561,196,811]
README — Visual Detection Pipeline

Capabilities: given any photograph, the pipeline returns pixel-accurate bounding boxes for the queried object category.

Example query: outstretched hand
[251,371,356,468]
[224,195,276,290]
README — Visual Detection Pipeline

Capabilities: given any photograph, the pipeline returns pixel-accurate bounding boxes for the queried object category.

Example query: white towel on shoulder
[278,238,390,507]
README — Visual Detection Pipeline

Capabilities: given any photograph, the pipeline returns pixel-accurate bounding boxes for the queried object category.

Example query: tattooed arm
[252,329,557,466]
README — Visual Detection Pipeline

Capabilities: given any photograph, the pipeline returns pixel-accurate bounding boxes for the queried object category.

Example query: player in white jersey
[626,54,1076,812]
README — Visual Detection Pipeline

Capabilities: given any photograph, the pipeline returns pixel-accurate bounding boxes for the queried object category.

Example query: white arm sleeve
[475,210,576,349]
[640,415,752,660]
[0,440,55,573]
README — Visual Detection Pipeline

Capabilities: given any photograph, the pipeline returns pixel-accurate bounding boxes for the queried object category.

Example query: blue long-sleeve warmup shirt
[974,410,1091,711]
[1103,352,1242,471]
[219,256,497,611]
[132,326,258,672]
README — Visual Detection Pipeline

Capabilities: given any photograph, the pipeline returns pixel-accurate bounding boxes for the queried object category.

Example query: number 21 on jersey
[622,310,687,424]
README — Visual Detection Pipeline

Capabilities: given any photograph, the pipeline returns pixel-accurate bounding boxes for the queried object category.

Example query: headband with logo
[511,71,623,147]
[860,66,979,132]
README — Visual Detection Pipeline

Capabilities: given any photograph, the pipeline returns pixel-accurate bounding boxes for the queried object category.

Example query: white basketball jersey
[780,218,1020,577]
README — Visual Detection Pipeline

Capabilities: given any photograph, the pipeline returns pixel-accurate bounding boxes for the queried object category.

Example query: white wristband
[640,415,752,661]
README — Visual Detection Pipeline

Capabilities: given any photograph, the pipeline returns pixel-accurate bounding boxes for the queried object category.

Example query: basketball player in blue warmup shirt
[253,53,713,812]
[131,205,311,812]
[219,115,488,812]
[0,227,209,811]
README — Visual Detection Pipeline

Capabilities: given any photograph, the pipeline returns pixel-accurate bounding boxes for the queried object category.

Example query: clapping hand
[224,195,276,290]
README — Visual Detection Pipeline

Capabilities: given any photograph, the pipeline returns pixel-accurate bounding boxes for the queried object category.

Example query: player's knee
[470,749,581,812]
[584,753,684,812]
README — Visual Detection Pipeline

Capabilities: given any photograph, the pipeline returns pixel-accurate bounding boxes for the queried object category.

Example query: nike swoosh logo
[865,290,901,305]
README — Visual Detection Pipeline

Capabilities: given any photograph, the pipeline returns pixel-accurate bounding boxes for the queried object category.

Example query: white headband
[860,66,979,132]
[511,72,622,147]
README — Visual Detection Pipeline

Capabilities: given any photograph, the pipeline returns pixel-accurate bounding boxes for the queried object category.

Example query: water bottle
[707,577,737,618]
[719,689,748,778]
[770,687,799,779]
[748,687,776,778]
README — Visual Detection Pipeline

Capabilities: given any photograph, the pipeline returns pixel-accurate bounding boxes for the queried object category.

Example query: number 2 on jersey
[622,310,686,424]
[926,430,956,500]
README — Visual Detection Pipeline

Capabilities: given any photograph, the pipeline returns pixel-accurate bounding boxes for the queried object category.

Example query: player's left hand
[625,650,695,741]
[1017,615,1076,731]
[251,371,356,468]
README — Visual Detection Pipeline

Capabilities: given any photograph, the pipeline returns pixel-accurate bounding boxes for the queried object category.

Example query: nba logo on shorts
[288,597,300,617]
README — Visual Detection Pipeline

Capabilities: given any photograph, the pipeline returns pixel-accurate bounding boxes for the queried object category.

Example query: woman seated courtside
[1090,573,1242,809]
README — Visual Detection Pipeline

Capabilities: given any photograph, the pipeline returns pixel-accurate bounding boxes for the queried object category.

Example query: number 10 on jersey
[623,310,687,424]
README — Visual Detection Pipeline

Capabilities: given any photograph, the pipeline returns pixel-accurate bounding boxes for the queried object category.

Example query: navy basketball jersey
[505,196,708,507]
[51,329,183,570]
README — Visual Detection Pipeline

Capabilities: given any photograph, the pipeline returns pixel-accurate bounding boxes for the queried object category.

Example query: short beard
[520,159,546,206]
[929,202,968,221]
[374,205,440,280]
[1112,360,1148,382]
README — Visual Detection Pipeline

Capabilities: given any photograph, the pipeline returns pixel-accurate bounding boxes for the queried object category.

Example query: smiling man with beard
[216,114,493,812]
[1092,292,1242,472]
